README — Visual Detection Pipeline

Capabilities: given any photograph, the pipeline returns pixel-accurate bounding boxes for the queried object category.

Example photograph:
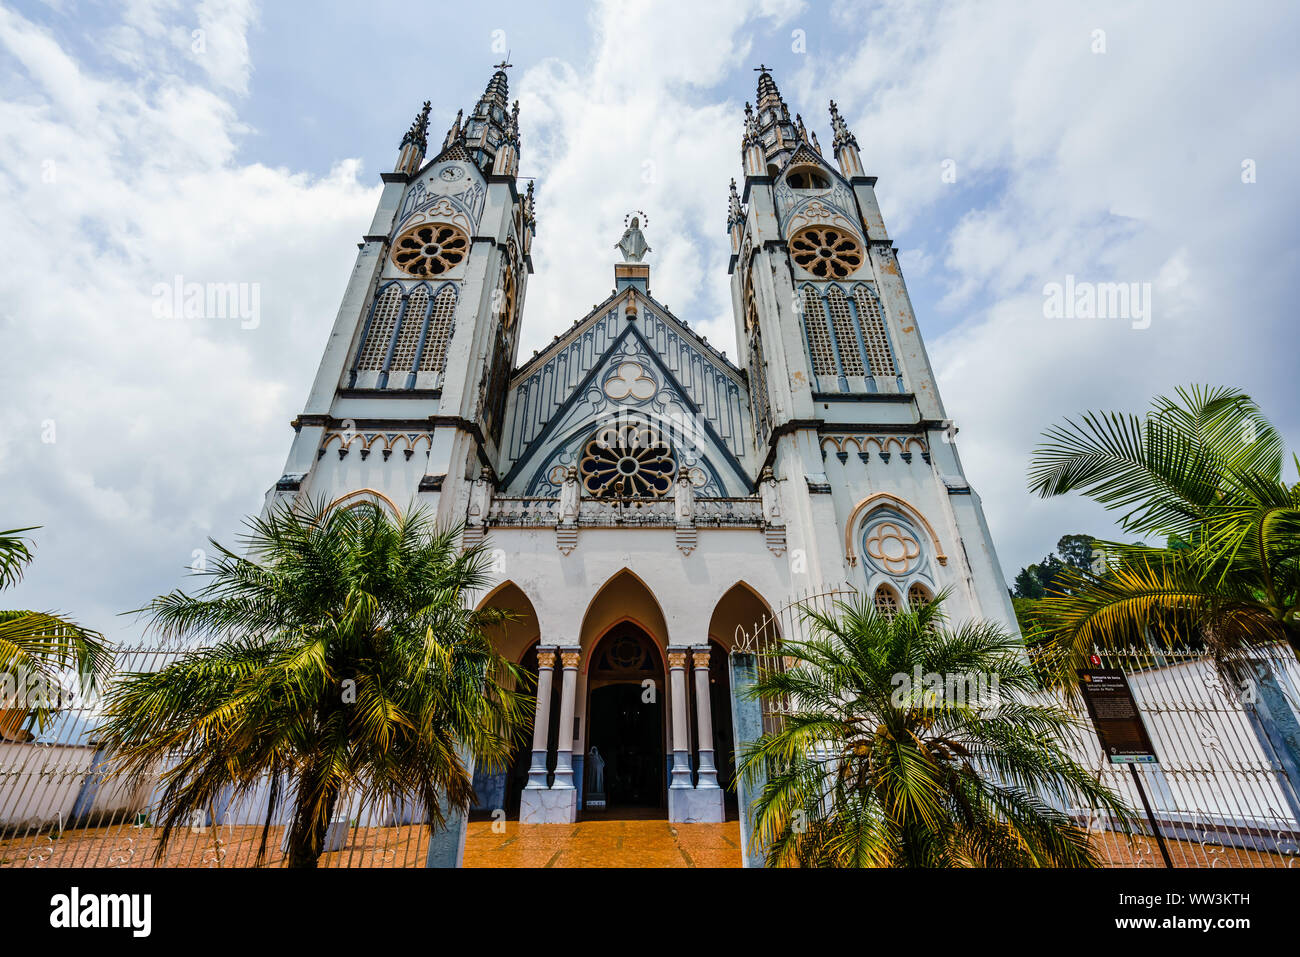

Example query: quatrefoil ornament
[863,520,922,576]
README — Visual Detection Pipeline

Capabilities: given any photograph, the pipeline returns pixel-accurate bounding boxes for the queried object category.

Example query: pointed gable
[498,290,755,496]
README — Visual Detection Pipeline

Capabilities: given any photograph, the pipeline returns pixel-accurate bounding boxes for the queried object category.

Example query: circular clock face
[438,164,464,182]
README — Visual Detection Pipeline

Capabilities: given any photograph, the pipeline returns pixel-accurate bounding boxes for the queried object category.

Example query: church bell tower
[729,67,1017,629]
[266,65,535,526]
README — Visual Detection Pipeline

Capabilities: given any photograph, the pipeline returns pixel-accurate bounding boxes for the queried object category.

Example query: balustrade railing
[480,495,766,529]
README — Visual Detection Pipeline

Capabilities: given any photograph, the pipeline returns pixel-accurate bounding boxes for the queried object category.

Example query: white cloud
[800,0,1300,573]
[2,0,1295,642]
[0,4,375,637]
[517,0,806,364]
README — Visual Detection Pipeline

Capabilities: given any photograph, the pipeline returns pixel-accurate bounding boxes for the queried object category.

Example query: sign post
[1077,668,1174,867]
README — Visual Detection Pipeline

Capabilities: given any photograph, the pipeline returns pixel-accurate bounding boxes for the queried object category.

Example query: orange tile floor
[462,813,743,868]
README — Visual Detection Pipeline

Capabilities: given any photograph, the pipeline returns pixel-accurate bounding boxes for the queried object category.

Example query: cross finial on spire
[753,63,772,73]
[493,58,513,71]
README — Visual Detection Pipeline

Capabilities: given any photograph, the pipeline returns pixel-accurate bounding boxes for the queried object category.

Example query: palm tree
[1026,385,1300,670]
[737,593,1132,867]
[0,527,110,741]
[96,500,528,868]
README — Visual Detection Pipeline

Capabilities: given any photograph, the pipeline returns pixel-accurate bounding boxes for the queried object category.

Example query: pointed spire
[395,100,432,175]
[458,65,515,173]
[401,100,432,151]
[726,177,746,240]
[443,108,463,150]
[742,101,758,147]
[746,65,798,172]
[483,66,510,104]
[829,99,858,151]
[754,64,785,110]
[523,179,536,228]
[828,99,863,178]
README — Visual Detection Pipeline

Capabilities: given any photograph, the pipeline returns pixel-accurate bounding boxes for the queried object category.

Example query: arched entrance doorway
[583,623,666,815]
[499,641,562,817]
[706,582,776,821]
[470,582,543,820]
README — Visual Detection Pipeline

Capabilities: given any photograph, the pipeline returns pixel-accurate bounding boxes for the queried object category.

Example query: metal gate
[1,643,439,868]
[729,585,1300,868]
[1056,645,1300,867]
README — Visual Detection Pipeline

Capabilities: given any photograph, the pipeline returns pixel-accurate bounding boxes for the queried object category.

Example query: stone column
[552,647,581,790]
[692,647,720,789]
[667,646,694,791]
[525,646,557,790]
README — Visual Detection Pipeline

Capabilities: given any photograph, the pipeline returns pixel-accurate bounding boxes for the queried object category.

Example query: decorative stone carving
[580,420,676,498]
[390,222,469,277]
[466,467,492,527]
[863,517,923,576]
[759,465,783,526]
[603,361,657,402]
[788,223,863,279]
[673,466,695,525]
[692,647,710,668]
[558,466,580,524]
[667,651,688,669]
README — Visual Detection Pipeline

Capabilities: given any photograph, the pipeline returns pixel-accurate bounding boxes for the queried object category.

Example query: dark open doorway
[588,683,663,807]
[583,623,665,815]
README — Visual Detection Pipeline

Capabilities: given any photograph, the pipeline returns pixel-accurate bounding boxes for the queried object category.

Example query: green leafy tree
[1012,567,1045,600]
[1034,554,1068,596]
[738,592,1132,867]
[1056,534,1096,573]
[0,526,110,740]
[97,501,528,868]
[1028,385,1300,668]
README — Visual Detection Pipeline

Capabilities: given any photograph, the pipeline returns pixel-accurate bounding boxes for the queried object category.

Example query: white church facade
[263,66,1018,830]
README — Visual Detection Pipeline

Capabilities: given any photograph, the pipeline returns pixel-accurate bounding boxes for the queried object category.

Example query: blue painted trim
[378,290,413,389]
[404,281,441,389]
[500,321,752,492]
[348,279,401,387]
[625,322,753,490]
[839,283,877,391]
[852,282,902,382]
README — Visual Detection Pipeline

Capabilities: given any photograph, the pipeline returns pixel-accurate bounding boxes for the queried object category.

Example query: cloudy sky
[1,0,1296,643]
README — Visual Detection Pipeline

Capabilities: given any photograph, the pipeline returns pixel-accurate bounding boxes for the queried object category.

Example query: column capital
[559,646,581,669]
[535,645,558,668]
[667,647,689,670]
[691,646,711,668]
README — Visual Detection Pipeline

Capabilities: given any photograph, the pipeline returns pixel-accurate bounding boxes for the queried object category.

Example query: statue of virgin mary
[615,216,651,262]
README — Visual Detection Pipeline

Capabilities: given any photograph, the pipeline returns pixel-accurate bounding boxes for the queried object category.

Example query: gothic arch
[475,581,542,675]
[844,492,948,568]
[472,580,544,819]
[325,488,400,517]
[708,581,776,653]
[578,569,670,665]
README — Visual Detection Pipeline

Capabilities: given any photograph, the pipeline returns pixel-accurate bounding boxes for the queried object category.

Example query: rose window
[789,225,863,279]
[391,222,469,277]
[579,421,676,498]
[863,519,922,575]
